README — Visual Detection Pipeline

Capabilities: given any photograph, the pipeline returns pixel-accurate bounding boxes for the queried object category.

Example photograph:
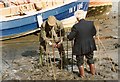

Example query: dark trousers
[76,52,94,66]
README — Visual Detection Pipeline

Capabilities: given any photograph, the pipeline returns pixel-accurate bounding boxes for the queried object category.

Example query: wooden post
[71,40,74,72]
[60,28,63,70]
[52,27,56,80]
[46,43,49,68]
[39,31,43,66]
[66,39,68,70]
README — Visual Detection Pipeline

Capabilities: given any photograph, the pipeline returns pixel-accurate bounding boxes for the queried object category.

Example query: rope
[97,25,116,72]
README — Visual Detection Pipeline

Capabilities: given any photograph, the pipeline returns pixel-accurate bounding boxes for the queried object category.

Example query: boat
[0,0,90,40]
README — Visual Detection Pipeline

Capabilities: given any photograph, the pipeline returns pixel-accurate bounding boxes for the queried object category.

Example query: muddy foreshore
[1,3,120,81]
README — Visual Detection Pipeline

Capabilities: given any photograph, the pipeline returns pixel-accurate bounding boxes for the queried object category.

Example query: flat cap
[47,16,56,26]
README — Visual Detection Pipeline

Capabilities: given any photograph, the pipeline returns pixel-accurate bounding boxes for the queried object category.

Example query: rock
[97,72,101,76]
[111,67,116,72]
[73,76,77,79]
[2,73,9,80]
[112,16,116,19]
[100,21,104,24]
[31,60,34,64]
[12,70,18,73]
[111,35,119,39]
[99,29,102,32]
[114,63,118,66]
[105,70,111,74]
[94,57,99,62]
[36,69,40,72]
[118,14,120,16]
[104,25,110,28]
[103,57,113,61]
[112,61,118,66]
[113,43,120,48]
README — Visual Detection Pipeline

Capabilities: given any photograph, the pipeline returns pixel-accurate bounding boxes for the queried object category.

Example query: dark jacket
[67,19,97,55]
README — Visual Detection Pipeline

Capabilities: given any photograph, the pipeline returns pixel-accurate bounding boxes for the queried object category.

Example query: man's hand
[56,43,62,48]
[49,41,62,48]
[49,42,52,46]
[49,42,58,48]
[52,43,61,48]
[53,43,58,48]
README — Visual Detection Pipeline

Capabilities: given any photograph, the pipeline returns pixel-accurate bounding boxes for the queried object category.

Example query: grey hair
[74,10,87,20]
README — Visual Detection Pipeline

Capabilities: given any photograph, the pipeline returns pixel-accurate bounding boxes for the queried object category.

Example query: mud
[1,2,119,80]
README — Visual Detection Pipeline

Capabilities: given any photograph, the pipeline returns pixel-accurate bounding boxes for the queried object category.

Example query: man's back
[73,19,96,41]
[67,19,97,54]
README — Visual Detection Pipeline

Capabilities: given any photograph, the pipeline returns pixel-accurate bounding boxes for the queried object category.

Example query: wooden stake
[60,28,63,70]
[52,27,56,80]
[39,32,43,66]
[71,40,74,72]
[67,29,69,70]
[46,43,49,68]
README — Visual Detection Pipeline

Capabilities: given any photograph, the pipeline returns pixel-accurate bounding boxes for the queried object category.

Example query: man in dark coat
[40,16,66,68]
[67,10,97,78]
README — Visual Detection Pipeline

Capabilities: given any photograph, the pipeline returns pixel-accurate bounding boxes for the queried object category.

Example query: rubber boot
[89,64,95,75]
[78,65,85,78]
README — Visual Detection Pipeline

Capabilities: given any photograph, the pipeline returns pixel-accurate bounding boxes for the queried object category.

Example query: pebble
[12,70,17,73]
[112,16,116,19]
[114,43,120,48]
[111,67,116,72]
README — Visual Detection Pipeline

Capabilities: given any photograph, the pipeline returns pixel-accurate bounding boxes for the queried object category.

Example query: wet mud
[1,3,119,80]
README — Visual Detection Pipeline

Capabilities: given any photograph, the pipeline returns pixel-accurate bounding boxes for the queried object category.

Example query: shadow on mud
[21,50,39,57]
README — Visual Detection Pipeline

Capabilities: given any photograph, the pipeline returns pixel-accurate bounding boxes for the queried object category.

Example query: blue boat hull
[0,0,89,37]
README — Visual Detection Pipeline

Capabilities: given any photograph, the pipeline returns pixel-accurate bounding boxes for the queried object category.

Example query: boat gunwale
[0,0,79,22]
[0,0,90,37]
[1,0,89,30]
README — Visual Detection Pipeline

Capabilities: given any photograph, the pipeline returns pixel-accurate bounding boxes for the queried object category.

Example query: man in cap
[40,16,66,68]
[67,10,97,78]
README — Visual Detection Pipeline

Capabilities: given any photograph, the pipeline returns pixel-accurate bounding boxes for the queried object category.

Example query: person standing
[67,10,97,78]
[40,16,66,68]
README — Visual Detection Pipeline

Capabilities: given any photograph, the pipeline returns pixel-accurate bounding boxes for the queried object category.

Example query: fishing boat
[0,0,90,40]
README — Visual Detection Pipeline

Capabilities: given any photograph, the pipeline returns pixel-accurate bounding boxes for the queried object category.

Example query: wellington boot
[89,64,95,75]
[78,65,85,78]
